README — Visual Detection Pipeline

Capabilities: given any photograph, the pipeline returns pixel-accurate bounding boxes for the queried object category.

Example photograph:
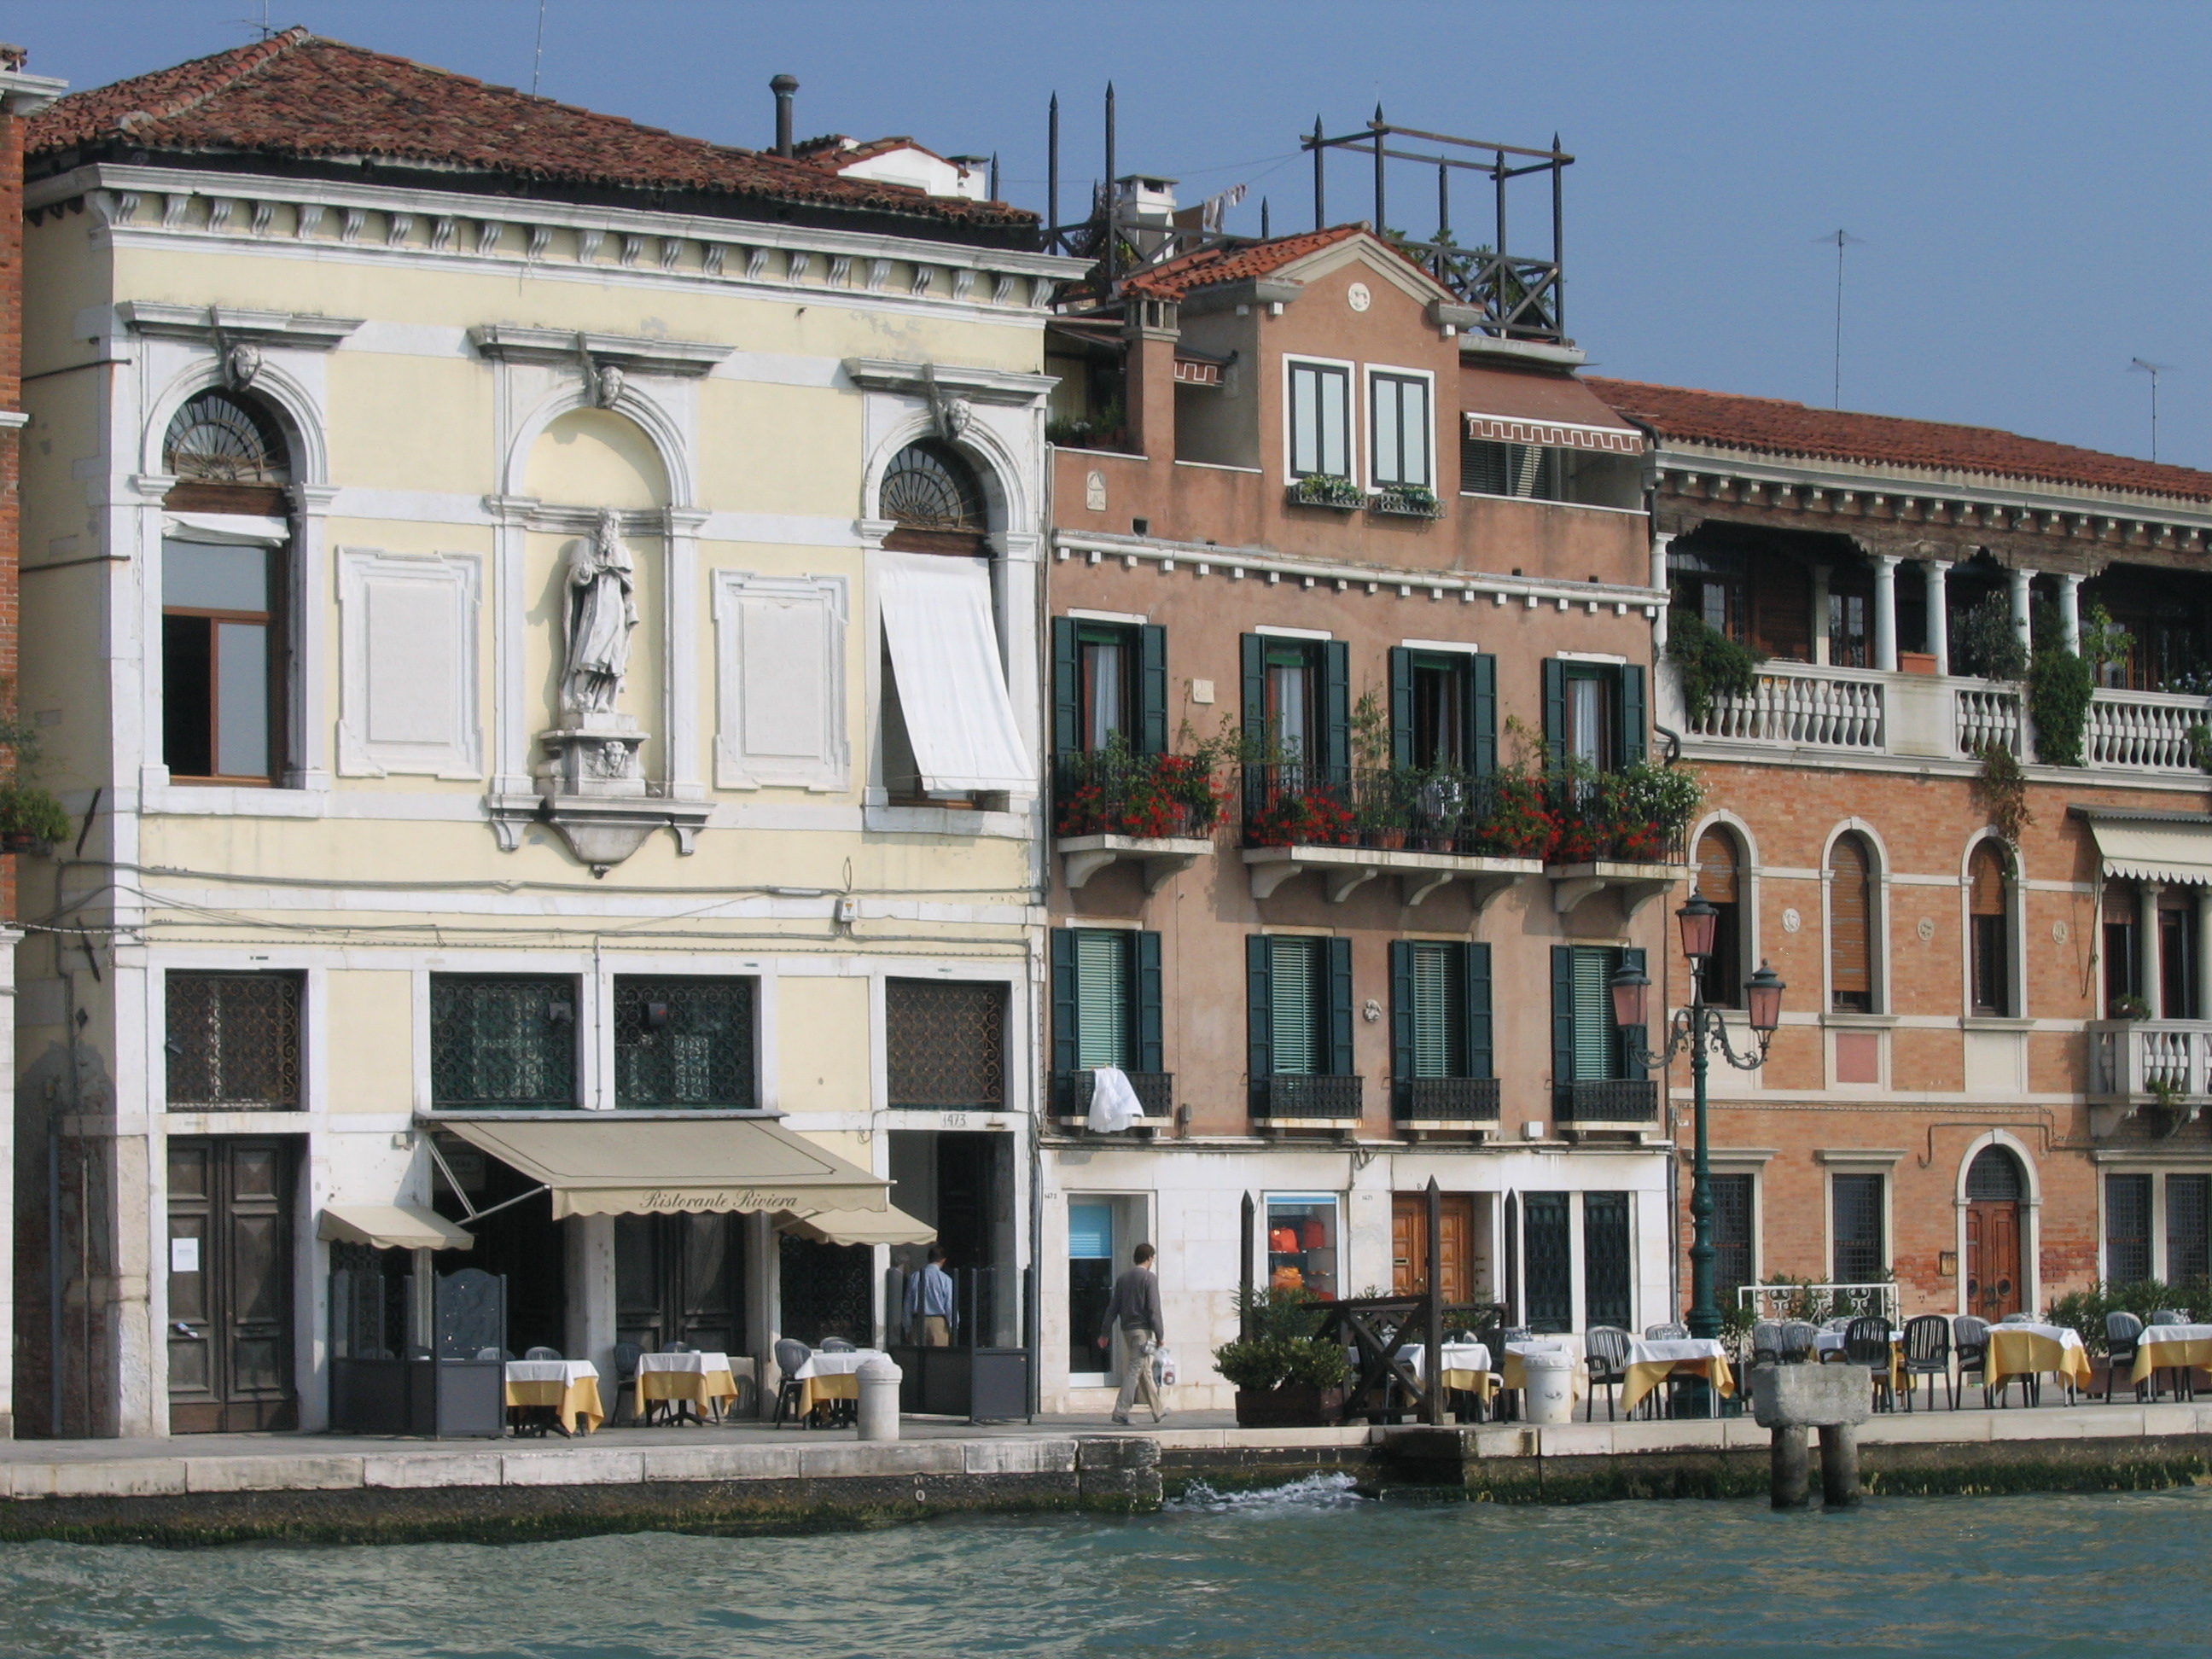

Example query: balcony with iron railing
[1050,1068,1174,1132]
[1552,1077,1660,1135]
[1053,748,1221,894]
[2087,1019,2212,1135]
[1394,1074,1501,1132]
[1251,1073,1365,1127]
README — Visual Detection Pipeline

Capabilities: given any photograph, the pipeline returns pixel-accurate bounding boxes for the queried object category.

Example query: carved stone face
[224,341,262,389]
[596,364,626,407]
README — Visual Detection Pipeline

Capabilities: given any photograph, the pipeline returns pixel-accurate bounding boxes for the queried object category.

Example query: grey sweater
[1100,1266,1165,1342]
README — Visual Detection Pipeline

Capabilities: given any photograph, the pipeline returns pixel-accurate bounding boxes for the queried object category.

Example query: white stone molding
[335,548,485,780]
[115,301,361,353]
[469,325,730,380]
[712,571,851,793]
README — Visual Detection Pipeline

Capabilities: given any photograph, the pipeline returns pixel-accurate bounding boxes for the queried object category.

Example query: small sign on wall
[170,1237,200,1274]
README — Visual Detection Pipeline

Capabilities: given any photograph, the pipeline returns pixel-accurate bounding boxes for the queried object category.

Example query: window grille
[886,978,1005,1109]
[1965,1147,2023,1202]
[2168,1175,2209,1284]
[881,439,986,531]
[613,977,756,1109]
[1711,1173,1754,1301]
[430,975,576,1109]
[166,971,301,1108]
[1522,1191,1572,1333]
[1581,1191,1632,1330]
[777,1234,873,1347]
[2105,1173,2152,1285]
[162,390,291,485]
[1831,1173,1885,1282]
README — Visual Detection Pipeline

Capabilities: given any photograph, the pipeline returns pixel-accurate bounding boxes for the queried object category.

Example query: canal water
[0,1477,2205,1656]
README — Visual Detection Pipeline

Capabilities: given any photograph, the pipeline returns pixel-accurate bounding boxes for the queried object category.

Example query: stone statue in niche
[561,508,637,718]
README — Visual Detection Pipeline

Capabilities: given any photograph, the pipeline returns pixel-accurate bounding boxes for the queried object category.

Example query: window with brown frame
[1969,843,2011,1016]
[1829,834,1875,1013]
[2104,882,2142,1015]
[1694,827,1744,1009]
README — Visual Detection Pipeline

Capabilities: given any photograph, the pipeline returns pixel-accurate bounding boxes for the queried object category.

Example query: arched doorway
[1965,1147,2025,1321]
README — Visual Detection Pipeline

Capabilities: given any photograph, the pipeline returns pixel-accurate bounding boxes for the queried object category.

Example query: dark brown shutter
[1969,846,2006,917]
[1695,829,1739,905]
[1829,836,1871,1004]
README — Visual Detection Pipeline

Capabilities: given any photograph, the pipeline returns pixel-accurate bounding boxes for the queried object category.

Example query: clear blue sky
[15,2,2212,471]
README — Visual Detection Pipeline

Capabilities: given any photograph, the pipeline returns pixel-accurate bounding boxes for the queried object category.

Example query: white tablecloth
[2138,1322,2212,1349]
[637,1350,731,1377]
[1628,1336,1728,1369]
[504,1359,598,1387]
[1397,1342,1492,1376]
[790,1348,888,1382]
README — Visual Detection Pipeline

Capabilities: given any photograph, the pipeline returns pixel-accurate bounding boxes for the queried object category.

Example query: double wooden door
[617,1213,745,1356]
[1392,1191,1476,1304]
[167,1137,298,1433]
[1966,1201,2023,1322]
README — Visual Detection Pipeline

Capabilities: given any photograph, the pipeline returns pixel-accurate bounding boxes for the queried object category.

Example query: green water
[0,1478,2204,1656]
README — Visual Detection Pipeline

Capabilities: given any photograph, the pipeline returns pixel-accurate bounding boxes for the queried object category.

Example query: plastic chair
[1953,1317,1990,1407]
[523,1345,562,1362]
[1778,1321,1819,1364]
[2000,1312,2034,1324]
[1584,1326,1632,1422]
[2104,1312,2145,1403]
[771,1337,812,1429]
[475,1347,510,1362]
[1844,1316,1895,1412]
[665,1341,696,1353]
[1901,1315,1951,1411]
[820,1337,857,1353]
[1821,1317,1854,1335]
[1644,1322,1689,1341]
[611,1342,643,1425]
[1751,1322,1784,1368]
[2151,1309,2189,1326]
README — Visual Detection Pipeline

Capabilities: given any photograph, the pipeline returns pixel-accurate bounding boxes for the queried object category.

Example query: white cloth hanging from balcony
[1089,1065,1144,1133]
[877,553,1033,795]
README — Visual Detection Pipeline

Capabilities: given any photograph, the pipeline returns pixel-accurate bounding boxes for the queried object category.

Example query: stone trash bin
[1520,1349,1576,1425]
[856,1357,903,1442]
[1751,1361,1871,1510]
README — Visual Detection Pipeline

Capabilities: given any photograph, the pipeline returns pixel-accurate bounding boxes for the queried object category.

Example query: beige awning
[1461,362,1645,455]
[317,1202,474,1253]
[440,1115,888,1220]
[776,1205,936,1247]
[2087,818,2212,887]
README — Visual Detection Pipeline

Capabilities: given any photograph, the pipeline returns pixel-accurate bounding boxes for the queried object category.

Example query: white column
[1924,560,1953,676]
[663,507,708,803]
[565,1216,618,1388]
[2008,567,2034,655]
[2196,888,2212,1025]
[2058,572,2084,656]
[2140,883,2165,1017]
[1872,554,1901,672]
[1810,565,1832,667]
[0,928,19,1438]
[1651,531,1676,652]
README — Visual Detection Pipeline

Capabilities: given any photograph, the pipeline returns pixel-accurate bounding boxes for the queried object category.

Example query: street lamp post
[1610,894,1786,1343]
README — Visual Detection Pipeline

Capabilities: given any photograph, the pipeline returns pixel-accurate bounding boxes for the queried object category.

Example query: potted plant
[1369,481,1443,519]
[0,701,71,855]
[1286,472,1364,510]
[1217,1288,1348,1428]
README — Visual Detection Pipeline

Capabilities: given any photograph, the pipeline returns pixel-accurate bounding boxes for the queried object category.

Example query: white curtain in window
[878,553,1033,795]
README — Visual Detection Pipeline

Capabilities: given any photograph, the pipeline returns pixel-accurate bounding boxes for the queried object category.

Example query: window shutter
[1138,625,1169,755]
[1551,945,1575,1097]
[1327,935,1355,1077]
[1541,658,1567,771]
[1618,665,1648,765]
[1322,640,1351,779]
[1389,940,1414,1097]
[1695,829,1739,904]
[1051,618,1079,757]
[1466,941,1493,1079]
[1470,653,1497,777]
[1388,647,1415,768]
[1616,946,1648,1079]
[1830,837,1872,1004]
[1050,928,1080,1074]
[1074,931,1130,1070]
[1241,634,1266,748]
[1246,934,1273,1081]
[1135,930,1163,1073]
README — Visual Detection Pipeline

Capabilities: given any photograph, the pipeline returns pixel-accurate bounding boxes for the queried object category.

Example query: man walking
[905,1243,955,1345]
[1097,1243,1167,1425]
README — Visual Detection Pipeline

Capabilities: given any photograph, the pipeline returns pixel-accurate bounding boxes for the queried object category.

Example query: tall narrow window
[1542,659,1644,777]
[1711,1173,1754,1302]
[1831,1173,1885,1281]
[1074,930,1132,1070]
[1267,935,1325,1075]
[2160,898,2198,1020]
[1582,1191,1632,1330]
[2105,1173,2152,1285]
[1828,834,1875,1013]
[2168,1174,2209,1284]
[1828,579,1871,668]
[1370,372,1431,488]
[1266,642,1318,764]
[2104,884,2142,1016]
[1407,943,1466,1078]
[1694,827,1744,1009]
[1968,842,2011,1016]
[1522,1192,1572,1333]
[1287,360,1352,478]
[1079,626,1132,751]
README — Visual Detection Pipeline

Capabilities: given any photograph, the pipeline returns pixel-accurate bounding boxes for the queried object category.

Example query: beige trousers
[1114,1326,1165,1422]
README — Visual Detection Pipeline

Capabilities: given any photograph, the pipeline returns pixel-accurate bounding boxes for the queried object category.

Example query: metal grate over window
[1522,1192,1572,1334]
[612,977,755,1109]
[881,439,986,531]
[166,971,301,1109]
[2169,1175,2210,1284]
[430,975,576,1109]
[1581,1191,1633,1330]
[1831,1173,1885,1283]
[777,1234,874,1348]
[2106,1173,2152,1285]
[1711,1173,1754,1302]
[886,978,1006,1109]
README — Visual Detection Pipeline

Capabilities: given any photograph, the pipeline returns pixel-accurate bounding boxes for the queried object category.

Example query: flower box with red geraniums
[1246,789,1355,848]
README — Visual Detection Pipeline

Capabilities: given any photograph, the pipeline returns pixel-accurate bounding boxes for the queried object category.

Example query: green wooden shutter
[1074,930,1131,1069]
[1470,653,1497,777]
[1616,945,1648,1079]
[1541,658,1567,771]
[1389,940,1414,1097]
[1050,928,1080,1074]
[1322,639,1351,779]
[1135,930,1163,1073]
[1327,934,1355,1077]
[1572,947,1615,1081]
[1246,934,1273,1081]
[1138,625,1169,755]
[1618,665,1648,766]
[1388,647,1415,768]
[1271,939,1318,1074]
[1551,945,1576,1097]
[1410,943,1458,1076]
[1466,941,1493,1079]
[1051,618,1080,757]
[1241,634,1266,748]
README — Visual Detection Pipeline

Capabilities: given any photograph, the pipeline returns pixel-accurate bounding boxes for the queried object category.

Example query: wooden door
[1391,1192,1475,1303]
[617,1214,745,1354]
[167,1137,297,1433]
[1965,1201,2023,1322]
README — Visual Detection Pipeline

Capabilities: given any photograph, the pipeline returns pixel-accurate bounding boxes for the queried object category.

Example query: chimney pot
[770,74,799,158]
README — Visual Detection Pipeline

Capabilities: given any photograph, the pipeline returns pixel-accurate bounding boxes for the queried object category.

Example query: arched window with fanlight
[160,389,293,784]
[1828,832,1877,1013]
[880,439,988,555]
[1968,841,2014,1016]
[1693,825,1745,1008]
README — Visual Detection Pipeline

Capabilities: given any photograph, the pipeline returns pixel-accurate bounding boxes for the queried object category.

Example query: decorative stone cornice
[469,326,729,377]
[841,358,1056,405]
[114,301,361,350]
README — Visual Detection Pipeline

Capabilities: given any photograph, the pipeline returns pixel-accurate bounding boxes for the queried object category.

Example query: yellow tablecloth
[2129,1330,2212,1384]
[1440,1367,1497,1401]
[504,1376,604,1435]
[1986,1326,2093,1394]
[796,1371,859,1417]
[638,1368,741,1417]
[1621,1355,1734,1414]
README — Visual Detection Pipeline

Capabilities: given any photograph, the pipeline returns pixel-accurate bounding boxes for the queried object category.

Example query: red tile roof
[29,30,1033,233]
[1587,376,2212,504]
[1123,224,1429,300]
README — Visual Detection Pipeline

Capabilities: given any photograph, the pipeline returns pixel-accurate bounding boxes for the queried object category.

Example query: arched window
[164,389,292,490]
[1965,1145,2023,1201]
[1693,825,1744,1008]
[1968,842,2012,1016]
[881,439,987,555]
[1829,833,1875,1012]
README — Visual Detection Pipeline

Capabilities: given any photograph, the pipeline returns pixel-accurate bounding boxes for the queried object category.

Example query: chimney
[770,74,798,158]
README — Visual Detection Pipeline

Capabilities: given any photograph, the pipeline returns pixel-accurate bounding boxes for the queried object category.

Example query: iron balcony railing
[1240,765,1686,864]
[1053,748,1222,841]
[1394,1075,1501,1122]
[1050,1069,1174,1121]
[1252,1074,1364,1121]
[1553,1078,1658,1125]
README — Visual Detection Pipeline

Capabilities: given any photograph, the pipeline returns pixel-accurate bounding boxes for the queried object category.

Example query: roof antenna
[2130,358,2174,463]
[235,0,274,39]
[532,0,547,96]
[1817,228,1866,408]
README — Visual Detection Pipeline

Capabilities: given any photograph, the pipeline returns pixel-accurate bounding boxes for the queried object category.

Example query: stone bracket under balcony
[1058,834,1214,894]
[1243,846,1541,906]
[1548,859,1685,920]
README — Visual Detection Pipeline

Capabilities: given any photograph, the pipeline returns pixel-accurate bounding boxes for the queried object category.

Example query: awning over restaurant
[440,1116,889,1220]
[2084,813,2212,888]
[775,1204,936,1247]
[317,1202,474,1252]
[1460,363,1646,455]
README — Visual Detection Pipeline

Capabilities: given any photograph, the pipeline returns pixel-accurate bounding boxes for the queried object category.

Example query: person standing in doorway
[905,1243,955,1345]
[1097,1243,1167,1425]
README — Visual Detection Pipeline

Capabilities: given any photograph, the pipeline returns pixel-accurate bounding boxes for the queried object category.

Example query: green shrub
[2028,647,2093,766]
[2044,1278,2212,1355]
[1954,592,2029,682]
[1665,614,1760,725]
[1212,1335,1351,1392]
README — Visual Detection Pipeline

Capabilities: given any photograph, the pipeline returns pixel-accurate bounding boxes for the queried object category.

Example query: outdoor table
[635,1350,745,1424]
[2129,1323,2212,1387]
[790,1348,888,1419]
[1499,1339,1587,1401]
[1983,1321,2092,1399]
[504,1359,603,1435]
[1399,1342,1498,1404]
[1621,1336,1734,1416]
[1813,1326,1906,1395]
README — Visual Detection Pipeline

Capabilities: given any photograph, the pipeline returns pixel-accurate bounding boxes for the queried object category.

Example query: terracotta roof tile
[1587,376,2212,504]
[1122,224,1400,299]
[30,30,1033,233]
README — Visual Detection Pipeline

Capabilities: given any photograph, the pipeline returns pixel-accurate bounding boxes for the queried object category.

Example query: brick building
[1595,377,2212,1326]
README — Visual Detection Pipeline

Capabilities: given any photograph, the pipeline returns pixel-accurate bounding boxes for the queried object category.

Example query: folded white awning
[163,511,292,546]
[775,1204,937,1247]
[878,552,1033,795]
[2087,818,2212,887]
[317,1202,474,1252]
